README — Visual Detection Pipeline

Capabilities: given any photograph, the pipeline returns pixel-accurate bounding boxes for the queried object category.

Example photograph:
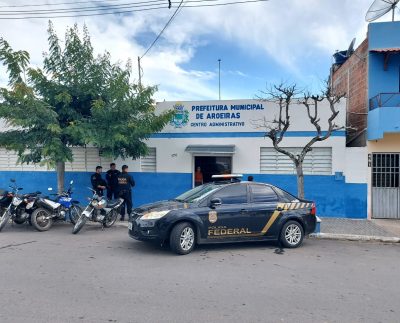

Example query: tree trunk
[296,164,305,199]
[56,161,65,194]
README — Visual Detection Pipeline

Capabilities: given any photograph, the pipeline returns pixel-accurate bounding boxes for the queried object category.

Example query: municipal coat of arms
[170,102,189,128]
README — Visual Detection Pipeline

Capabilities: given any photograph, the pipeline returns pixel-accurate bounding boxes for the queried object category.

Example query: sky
[0,0,394,102]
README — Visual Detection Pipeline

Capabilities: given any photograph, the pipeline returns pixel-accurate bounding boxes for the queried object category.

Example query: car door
[248,184,280,238]
[205,183,259,241]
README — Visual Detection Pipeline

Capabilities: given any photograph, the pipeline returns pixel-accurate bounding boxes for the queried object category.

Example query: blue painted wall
[367,22,400,140]
[368,106,400,140]
[368,21,400,50]
[0,171,367,218]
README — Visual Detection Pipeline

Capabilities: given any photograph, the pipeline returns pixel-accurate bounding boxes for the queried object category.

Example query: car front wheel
[169,222,195,255]
[280,220,304,248]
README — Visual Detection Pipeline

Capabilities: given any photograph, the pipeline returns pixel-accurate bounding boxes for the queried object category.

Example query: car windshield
[174,183,221,203]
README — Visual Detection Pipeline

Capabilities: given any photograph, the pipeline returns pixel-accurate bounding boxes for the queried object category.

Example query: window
[0,147,111,172]
[273,187,298,202]
[372,153,400,188]
[260,147,332,175]
[212,184,248,204]
[141,147,156,172]
[250,184,278,203]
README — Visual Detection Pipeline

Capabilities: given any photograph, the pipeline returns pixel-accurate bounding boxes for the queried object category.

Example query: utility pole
[138,56,142,89]
[218,58,221,100]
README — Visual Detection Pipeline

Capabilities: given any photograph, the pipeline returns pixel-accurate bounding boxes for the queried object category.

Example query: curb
[310,232,400,243]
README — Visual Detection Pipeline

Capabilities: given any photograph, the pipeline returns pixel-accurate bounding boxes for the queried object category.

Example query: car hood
[133,200,193,215]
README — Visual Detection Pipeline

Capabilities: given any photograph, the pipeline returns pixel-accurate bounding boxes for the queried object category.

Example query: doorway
[194,156,232,185]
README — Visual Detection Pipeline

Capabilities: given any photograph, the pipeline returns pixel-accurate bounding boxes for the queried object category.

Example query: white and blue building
[0,98,368,218]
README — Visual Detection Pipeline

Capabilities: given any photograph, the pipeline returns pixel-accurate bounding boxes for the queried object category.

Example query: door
[194,156,232,185]
[248,184,280,237]
[372,153,400,219]
[205,183,256,240]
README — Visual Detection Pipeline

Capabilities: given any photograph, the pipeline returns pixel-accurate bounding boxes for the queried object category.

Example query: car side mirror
[210,197,222,208]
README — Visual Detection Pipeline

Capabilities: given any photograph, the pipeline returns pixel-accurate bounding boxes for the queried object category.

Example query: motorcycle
[30,180,82,232]
[72,188,123,234]
[0,179,41,232]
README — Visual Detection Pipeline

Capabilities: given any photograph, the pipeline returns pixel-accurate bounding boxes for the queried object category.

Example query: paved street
[0,223,399,323]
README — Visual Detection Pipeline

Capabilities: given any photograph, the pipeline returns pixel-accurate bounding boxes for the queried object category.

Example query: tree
[257,82,344,199]
[0,22,173,193]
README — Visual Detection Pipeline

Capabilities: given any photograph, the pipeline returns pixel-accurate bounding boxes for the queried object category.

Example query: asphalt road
[0,222,399,323]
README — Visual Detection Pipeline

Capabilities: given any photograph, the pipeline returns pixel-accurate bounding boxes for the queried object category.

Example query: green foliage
[0,22,172,168]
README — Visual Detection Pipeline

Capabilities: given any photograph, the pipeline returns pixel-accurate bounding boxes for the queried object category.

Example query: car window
[212,184,248,204]
[272,187,298,202]
[175,183,220,203]
[250,184,278,203]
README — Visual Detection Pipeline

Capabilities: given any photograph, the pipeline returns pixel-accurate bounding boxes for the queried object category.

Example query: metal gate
[372,153,400,219]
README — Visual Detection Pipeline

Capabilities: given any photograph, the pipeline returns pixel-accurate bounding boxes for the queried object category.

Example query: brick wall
[331,38,368,146]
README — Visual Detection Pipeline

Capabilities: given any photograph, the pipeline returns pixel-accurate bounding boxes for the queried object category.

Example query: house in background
[332,21,400,220]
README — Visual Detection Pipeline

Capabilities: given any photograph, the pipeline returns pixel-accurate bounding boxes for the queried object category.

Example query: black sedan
[128,176,316,255]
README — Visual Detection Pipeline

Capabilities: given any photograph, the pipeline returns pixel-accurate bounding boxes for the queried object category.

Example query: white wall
[344,147,368,183]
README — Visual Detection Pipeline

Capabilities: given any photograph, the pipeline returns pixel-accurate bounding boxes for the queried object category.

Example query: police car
[128,175,316,255]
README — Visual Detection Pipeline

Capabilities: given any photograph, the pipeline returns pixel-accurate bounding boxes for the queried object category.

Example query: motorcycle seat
[107,199,122,208]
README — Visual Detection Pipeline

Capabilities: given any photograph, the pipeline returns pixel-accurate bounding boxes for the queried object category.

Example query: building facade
[332,21,400,220]
[0,99,367,218]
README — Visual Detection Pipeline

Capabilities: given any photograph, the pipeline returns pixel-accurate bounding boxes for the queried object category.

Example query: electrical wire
[0,0,269,19]
[0,1,165,14]
[0,0,132,8]
[140,0,184,58]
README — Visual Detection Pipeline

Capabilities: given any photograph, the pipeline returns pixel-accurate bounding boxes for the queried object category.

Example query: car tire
[169,222,196,255]
[280,220,304,248]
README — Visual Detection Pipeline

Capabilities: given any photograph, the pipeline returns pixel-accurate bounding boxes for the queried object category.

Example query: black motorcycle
[72,188,123,234]
[0,179,41,232]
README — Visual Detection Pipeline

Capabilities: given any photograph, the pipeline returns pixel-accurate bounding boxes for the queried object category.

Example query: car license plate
[128,222,133,230]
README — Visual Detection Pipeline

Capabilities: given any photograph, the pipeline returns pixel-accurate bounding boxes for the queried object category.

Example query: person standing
[91,166,107,196]
[106,163,120,200]
[117,165,135,221]
[195,166,203,187]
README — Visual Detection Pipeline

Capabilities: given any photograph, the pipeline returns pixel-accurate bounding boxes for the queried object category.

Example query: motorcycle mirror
[48,187,53,191]
[10,179,16,183]
[70,180,74,185]
[18,187,23,190]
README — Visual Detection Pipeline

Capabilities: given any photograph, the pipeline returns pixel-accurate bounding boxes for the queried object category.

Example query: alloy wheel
[180,227,194,251]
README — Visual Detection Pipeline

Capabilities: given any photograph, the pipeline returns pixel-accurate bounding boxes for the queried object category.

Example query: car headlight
[140,210,170,220]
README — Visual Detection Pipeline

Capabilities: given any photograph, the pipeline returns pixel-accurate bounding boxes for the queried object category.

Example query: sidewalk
[312,218,400,243]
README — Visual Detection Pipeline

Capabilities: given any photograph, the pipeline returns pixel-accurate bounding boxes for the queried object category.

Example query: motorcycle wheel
[68,205,82,225]
[72,214,87,234]
[0,208,10,232]
[31,208,53,232]
[103,210,118,228]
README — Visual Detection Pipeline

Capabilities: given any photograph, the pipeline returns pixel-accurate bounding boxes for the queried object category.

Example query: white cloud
[0,0,383,100]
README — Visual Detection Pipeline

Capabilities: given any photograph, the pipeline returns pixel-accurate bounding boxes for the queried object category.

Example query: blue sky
[0,0,394,101]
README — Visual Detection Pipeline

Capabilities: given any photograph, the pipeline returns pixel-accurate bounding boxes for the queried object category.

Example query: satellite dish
[346,38,356,57]
[366,0,399,22]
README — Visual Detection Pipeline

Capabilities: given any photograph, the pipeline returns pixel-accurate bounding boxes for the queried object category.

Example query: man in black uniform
[91,166,107,196]
[106,163,120,200]
[117,165,135,221]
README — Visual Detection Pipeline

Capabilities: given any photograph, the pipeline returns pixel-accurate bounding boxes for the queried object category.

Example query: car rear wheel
[169,222,195,255]
[280,220,304,248]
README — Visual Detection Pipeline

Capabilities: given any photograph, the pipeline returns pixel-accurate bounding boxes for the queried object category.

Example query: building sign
[156,99,346,134]
[160,100,267,133]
